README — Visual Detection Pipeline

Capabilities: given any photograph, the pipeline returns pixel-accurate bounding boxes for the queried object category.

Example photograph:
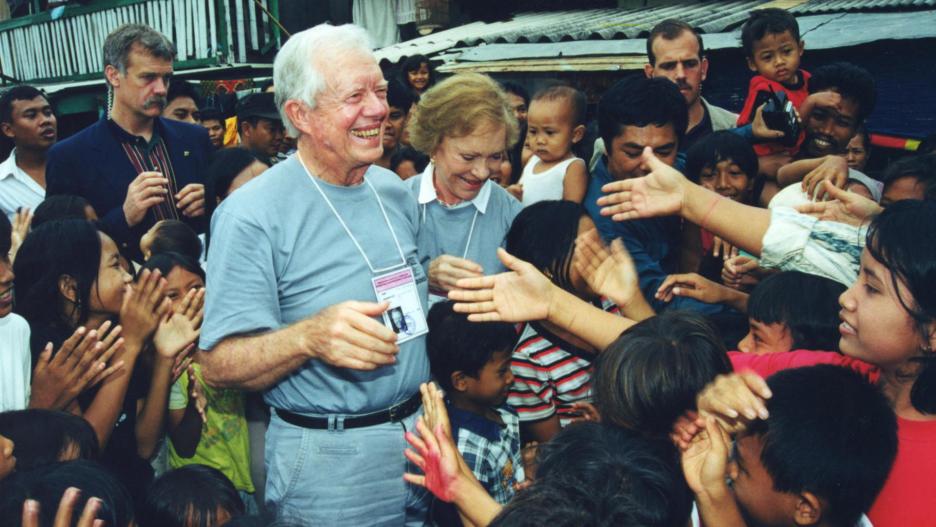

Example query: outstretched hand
[573,229,640,308]
[655,273,736,306]
[680,416,732,496]
[449,248,553,323]
[404,383,469,502]
[29,323,125,410]
[795,180,883,227]
[21,487,103,527]
[597,147,688,222]
[721,255,761,291]
[10,207,31,263]
[697,372,772,434]
[120,269,170,351]
[801,156,849,200]
[153,288,205,361]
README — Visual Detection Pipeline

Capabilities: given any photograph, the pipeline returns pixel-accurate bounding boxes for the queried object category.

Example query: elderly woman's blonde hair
[408,73,520,156]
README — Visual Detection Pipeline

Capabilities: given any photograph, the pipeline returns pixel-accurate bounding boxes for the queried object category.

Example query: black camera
[761,89,800,147]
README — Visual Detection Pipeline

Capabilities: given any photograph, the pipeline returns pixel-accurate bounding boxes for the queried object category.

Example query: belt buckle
[388,402,401,423]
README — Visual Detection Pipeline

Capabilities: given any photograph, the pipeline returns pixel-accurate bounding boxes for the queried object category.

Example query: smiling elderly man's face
[309,50,389,168]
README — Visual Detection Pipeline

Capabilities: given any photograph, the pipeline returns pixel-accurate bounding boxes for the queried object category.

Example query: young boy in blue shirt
[426,301,524,505]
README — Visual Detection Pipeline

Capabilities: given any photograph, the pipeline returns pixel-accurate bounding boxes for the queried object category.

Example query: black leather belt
[275,391,422,430]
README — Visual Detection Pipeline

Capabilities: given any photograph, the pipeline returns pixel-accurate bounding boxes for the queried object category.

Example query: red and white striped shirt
[508,298,620,426]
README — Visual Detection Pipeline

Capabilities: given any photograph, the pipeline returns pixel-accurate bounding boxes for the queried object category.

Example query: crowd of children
[0,6,934,527]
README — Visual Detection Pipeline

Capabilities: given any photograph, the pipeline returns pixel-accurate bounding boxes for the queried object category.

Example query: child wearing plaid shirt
[427,301,524,505]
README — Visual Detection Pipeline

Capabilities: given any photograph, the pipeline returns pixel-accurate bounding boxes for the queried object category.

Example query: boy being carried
[426,301,524,505]
[737,8,810,157]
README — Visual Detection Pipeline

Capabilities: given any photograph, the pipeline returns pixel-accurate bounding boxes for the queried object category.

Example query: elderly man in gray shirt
[199,24,429,524]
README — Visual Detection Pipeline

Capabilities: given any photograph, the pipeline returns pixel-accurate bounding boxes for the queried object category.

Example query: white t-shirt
[0,313,32,411]
[519,155,583,207]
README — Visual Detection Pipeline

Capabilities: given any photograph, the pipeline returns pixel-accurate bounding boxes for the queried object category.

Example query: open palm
[449,248,552,323]
[598,147,687,221]
[154,288,204,359]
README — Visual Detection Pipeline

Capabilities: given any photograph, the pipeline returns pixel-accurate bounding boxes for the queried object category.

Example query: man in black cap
[237,92,284,164]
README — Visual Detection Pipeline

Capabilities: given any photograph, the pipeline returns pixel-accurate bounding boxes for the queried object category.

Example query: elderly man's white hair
[273,23,375,137]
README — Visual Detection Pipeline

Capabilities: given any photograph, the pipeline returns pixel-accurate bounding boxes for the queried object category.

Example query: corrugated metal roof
[434,10,936,73]
[376,1,767,62]
[792,0,936,14]
[376,0,936,63]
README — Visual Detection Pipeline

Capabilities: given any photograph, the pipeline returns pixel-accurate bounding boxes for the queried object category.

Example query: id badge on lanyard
[372,266,428,343]
[300,153,428,342]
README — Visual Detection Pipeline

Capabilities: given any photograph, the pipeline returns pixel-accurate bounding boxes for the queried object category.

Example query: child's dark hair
[498,423,691,527]
[147,220,202,263]
[501,82,529,106]
[685,131,758,186]
[0,460,134,527]
[138,465,244,527]
[505,200,584,293]
[531,83,586,127]
[740,8,800,57]
[387,78,415,112]
[13,220,102,354]
[598,76,687,150]
[865,199,936,413]
[204,147,269,245]
[747,365,897,526]
[0,410,98,472]
[747,271,847,352]
[593,311,732,436]
[852,123,870,150]
[808,62,877,123]
[390,146,430,175]
[198,107,223,123]
[166,80,201,106]
[0,211,10,257]
[140,251,205,282]
[31,195,93,228]
[399,54,434,88]
[882,154,936,202]
[426,301,517,392]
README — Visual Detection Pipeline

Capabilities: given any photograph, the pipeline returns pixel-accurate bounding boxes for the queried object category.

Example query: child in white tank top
[515,85,589,206]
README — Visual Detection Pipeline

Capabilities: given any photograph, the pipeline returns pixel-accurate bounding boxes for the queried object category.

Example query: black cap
[236,92,280,121]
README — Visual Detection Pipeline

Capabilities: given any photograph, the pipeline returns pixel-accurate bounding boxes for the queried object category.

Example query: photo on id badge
[372,267,428,344]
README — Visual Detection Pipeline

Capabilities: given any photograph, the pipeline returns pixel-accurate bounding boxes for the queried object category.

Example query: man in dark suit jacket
[46,24,211,260]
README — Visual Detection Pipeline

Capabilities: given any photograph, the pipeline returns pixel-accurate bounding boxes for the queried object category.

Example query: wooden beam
[437,55,648,73]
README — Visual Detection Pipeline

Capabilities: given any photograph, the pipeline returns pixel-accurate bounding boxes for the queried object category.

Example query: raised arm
[596,147,771,257]
[449,248,633,352]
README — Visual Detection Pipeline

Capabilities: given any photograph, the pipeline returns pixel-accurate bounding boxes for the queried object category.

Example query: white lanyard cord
[298,153,406,274]
[422,202,480,260]
[462,209,479,259]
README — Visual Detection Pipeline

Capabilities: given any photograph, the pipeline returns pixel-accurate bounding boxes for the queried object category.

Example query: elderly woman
[200,24,430,524]
[406,73,522,300]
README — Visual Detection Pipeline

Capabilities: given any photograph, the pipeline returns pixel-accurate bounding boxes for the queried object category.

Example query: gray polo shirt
[200,156,429,415]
